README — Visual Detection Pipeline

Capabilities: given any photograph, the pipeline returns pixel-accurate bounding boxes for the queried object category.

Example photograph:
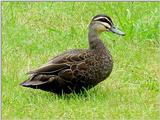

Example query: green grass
[2,2,160,120]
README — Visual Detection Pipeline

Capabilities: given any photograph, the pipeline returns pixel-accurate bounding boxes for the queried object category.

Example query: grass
[2,2,160,120]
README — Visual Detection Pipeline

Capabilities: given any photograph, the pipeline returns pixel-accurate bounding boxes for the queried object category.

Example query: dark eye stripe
[106,17,113,24]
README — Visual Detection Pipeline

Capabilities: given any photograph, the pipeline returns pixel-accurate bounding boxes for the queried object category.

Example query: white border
[1,0,160,2]
[0,0,159,120]
[0,2,2,120]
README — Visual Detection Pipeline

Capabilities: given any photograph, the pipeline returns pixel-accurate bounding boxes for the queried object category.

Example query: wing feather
[27,63,69,74]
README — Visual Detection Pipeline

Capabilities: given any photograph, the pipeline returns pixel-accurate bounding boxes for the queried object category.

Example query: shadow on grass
[48,86,111,101]
[19,84,111,103]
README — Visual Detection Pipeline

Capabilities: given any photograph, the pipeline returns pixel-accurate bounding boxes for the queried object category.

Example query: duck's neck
[88,26,107,54]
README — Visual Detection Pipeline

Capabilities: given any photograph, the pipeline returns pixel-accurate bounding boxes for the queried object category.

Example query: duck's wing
[21,49,92,88]
[47,49,86,64]
[27,49,87,75]
[27,63,70,75]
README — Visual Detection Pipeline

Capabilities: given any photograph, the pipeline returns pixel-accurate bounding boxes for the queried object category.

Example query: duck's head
[90,14,125,36]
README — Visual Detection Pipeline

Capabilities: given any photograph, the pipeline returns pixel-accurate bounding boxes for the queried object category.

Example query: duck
[20,14,125,94]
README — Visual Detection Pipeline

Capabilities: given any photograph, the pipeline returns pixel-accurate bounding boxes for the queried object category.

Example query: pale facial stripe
[101,22,111,29]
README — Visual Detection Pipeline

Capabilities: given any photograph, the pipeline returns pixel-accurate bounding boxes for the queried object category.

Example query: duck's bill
[109,26,125,36]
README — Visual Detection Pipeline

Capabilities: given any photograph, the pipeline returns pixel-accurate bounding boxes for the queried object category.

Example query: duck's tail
[20,74,55,88]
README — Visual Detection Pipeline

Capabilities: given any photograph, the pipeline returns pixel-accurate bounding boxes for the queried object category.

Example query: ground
[2,2,160,120]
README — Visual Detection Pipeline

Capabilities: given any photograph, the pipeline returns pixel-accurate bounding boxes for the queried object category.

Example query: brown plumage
[20,14,125,94]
